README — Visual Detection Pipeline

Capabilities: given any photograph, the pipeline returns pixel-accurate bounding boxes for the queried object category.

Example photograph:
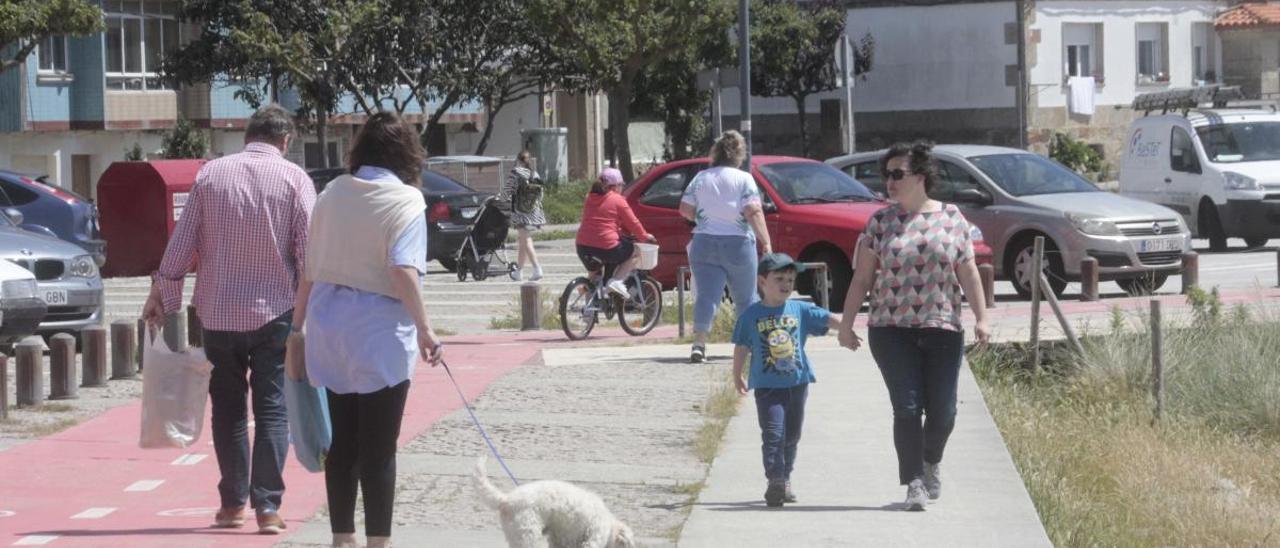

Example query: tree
[161,119,209,159]
[749,0,846,157]
[632,28,735,161]
[527,0,735,181]
[0,0,103,74]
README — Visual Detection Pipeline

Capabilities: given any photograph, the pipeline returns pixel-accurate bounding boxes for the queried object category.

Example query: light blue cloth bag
[284,332,331,472]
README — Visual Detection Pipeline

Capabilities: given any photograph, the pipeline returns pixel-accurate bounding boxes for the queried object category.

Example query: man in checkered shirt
[144,105,316,535]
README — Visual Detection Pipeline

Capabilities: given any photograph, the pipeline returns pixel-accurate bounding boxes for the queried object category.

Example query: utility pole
[738,0,753,165]
[840,33,856,153]
[712,68,724,137]
[1015,0,1028,149]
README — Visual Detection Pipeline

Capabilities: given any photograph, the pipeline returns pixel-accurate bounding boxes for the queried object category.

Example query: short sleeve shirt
[864,203,974,332]
[732,300,832,389]
[680,166,761,237]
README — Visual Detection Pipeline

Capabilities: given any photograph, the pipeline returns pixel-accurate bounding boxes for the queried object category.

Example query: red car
[623,156,993,308]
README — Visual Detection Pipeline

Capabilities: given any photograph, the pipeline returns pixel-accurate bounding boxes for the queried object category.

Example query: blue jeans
[689,233,758,333]
[754,384,808,482]
[203,311,292,513]
[868,326,964,485]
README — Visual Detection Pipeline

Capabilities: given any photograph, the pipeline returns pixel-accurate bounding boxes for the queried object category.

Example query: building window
[1191,22,1216,84]
[1136,22,1169,85]
[37,35,69,73]
[1063,23,1104,84]
[104,0,178,91]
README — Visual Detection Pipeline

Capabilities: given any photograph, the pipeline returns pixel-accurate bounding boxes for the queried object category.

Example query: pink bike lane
[0,328,657,548]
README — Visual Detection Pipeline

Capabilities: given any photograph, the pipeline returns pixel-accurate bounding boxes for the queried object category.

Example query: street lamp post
[738,0,752,165]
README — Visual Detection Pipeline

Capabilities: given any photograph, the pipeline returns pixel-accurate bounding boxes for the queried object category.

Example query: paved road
[99,237,1279,336]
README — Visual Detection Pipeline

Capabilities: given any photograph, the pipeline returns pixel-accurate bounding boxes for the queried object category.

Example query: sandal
[690,343,706,363]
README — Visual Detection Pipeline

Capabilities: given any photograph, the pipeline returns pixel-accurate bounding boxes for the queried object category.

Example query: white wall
[0,131,167,199]
[722,2,1018,117]
[1032,1,1223,109]
[461,94,540,158]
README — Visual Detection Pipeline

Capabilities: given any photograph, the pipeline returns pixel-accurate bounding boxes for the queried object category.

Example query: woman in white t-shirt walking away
[679,130,773,363]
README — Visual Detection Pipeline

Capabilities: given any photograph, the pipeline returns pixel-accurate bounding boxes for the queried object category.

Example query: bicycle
[558,256,663,340]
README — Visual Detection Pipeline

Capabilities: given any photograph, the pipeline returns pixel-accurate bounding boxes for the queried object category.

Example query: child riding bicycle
[575,168,657,297]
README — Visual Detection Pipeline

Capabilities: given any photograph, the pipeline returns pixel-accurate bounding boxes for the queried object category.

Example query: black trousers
[325,380,410,537]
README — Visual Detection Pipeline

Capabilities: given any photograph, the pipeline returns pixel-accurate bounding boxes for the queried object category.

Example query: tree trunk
[794,95,809,158]
[607,80,635,181]
[474,97,501,155]
[316,108,329,169]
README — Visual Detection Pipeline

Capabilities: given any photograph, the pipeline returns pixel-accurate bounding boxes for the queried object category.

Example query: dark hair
[590,181,607,195]
[516,150,533,166]
[878,140,938,192]
[347,112,424,186]
[244,104,294,143]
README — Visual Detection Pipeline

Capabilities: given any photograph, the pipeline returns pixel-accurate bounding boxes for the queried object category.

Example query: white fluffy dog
[473,454,636,548]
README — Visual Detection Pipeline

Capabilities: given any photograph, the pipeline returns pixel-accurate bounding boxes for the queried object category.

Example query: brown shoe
[212,506,245,528]
[256,511,287,535]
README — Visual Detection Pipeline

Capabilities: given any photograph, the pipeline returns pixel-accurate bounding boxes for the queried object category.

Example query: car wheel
[1116,273,1168,296]
[1199,201,1228,252]
[438,256,458,272]
[1007,236,1068,300]
[1244,237,1270,248]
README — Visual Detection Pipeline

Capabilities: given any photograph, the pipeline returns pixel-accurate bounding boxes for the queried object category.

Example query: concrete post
[978,263,996,308]
[81,325,108,387]
[1180,251,1199,294]
[0,355,8,420]
[1079,258,1099,302]
[112,320,138,380]
[15,338,44,407]
[520,283,541,331]
[48,333,78,400]
[187,305,202,348]
[164,311,186,353]
[135,318,145,372]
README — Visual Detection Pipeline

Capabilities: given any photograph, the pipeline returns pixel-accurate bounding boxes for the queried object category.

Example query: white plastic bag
[139,329,213,448]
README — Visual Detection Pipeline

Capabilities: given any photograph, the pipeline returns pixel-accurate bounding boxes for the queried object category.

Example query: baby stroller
[454,196,519,281]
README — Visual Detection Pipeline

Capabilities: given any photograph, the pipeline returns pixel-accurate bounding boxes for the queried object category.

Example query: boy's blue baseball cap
[758,253,806,276]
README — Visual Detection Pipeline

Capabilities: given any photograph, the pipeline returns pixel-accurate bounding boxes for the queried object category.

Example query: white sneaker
[510,268,522,281]
[530,265,543,281]
[606,279,628,297]
[904,479,928,511]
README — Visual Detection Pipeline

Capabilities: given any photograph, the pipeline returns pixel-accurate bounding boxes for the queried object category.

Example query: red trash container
[98,160,206,278]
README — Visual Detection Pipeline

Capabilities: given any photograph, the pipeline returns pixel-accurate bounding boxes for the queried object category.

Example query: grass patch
[25,417,80,437]
[31,403,75,413]
[488,292,561,331]
[692,364,742,463]
[505,229,577,243]
[540,179,592,225]
[971,294,1280,547]
[672,302,737,344]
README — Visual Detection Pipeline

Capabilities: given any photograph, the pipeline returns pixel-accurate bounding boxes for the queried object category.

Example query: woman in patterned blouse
[837,141,990,512]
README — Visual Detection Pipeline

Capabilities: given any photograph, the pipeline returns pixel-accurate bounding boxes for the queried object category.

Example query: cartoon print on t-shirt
[757,314,800,375]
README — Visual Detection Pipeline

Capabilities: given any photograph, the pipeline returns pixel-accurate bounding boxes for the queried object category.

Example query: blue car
[0,170,107,266]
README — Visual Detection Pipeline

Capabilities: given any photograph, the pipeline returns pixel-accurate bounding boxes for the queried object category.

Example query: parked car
[308,167,491,271]
[829,145,1192,297]
[0,258,47,346]
[623,156,994,309]
[0,170,107,266]
[0,208,104,336]
[1119,108,1280,250]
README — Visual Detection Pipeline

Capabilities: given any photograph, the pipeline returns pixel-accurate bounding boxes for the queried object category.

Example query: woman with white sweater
[292,112,445,548]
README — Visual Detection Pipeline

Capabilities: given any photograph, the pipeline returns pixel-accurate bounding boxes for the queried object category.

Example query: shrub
[161,119,209,159]
[1049,133,1103,175]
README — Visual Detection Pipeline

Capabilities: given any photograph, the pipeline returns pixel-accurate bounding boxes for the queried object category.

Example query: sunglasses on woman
[884,168,915,181]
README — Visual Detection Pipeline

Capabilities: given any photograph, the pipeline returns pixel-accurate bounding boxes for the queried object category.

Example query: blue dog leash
[436,346,520,487]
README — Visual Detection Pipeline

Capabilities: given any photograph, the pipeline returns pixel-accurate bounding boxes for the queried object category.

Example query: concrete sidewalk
[678,338,1051,547]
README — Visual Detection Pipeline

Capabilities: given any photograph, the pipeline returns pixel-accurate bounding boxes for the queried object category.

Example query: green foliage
[123,142,145,162]
[1184,285,1222,325]
[161,119,209,159]
[1048,133,1103,175]
[540,179,593,225]
[0,0,103,73]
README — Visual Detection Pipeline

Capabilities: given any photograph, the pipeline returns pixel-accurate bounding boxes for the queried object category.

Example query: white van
[1119,106,1280,250]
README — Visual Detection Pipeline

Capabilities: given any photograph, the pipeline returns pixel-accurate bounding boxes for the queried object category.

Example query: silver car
[0,208,104,335]
[828,145,1191,297]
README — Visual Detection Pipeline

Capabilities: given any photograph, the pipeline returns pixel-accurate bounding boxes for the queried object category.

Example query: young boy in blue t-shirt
[732,253,842,507]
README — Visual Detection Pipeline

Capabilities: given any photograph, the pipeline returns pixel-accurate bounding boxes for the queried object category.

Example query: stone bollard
[1181,251,1199,295]
[15,338,44,407]
[187,305,203,348]
[112,320,138,379]
[81,325,108,387]
[164,311,187,353]
[0,355,8,420]
[135,318,145,372]
[977,263,996,309]
[1079,258,1099,302]
[520,282,541,331]
[48,333,78,400]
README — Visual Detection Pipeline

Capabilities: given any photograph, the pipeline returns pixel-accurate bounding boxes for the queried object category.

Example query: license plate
[1137,237,1182,253]
[42,289,68,306]
[461,207,479,219]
